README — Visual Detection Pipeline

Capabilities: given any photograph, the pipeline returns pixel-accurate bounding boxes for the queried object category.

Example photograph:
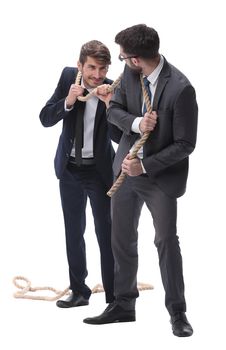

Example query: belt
[69,156,96,166]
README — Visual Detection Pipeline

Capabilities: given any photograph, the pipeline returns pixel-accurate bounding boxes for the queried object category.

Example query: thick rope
[75,70,82,85]
[92,282,154,293]
[13,276,153,301]
[75,71,122,102]
[107,74,152,197]
[12,74,154,302]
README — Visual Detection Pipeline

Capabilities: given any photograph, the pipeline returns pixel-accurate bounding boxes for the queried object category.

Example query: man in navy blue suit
[39,40,119,308]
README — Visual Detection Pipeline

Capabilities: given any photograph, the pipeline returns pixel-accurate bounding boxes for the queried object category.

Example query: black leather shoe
[170,312,193,337]
[56,292,89,308]
[83,302,136,325]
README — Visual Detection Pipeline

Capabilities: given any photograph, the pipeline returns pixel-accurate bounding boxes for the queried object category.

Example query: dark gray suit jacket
[108,58,198,198]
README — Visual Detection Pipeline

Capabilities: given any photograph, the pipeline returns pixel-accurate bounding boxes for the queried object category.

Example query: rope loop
[13,276,70,301]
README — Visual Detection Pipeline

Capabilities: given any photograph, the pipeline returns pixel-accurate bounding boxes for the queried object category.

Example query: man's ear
[131,57,139,66]
[77,60,82,71]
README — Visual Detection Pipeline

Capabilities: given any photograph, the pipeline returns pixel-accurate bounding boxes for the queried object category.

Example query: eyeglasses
[118,54,138,61]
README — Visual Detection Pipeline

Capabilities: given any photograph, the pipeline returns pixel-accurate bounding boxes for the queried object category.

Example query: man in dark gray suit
[83,25,198,337]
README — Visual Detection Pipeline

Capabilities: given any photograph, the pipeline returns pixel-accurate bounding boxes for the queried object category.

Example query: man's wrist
[64,98,74,111]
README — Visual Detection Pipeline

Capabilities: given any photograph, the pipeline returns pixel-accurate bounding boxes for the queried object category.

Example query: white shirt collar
[146,54,164,85]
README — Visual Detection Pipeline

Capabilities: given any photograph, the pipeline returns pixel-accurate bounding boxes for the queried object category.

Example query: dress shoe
[170,312,193,337]
[56,292,89,308]
[83,301,135,325]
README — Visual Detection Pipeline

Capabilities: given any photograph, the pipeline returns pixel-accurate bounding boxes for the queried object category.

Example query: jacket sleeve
[107,69,139,136]
[39,68,71,127]
[107,122,123,144]
[143,85,198,175]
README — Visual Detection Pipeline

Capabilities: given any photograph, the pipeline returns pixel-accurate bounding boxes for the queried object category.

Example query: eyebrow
[87,64,107,69]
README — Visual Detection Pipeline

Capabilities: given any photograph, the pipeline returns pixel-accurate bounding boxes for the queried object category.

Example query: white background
[0,0,225,348]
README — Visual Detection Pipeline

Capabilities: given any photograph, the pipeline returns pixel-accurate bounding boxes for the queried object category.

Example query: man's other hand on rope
[66,84,84,108]
[121,111,158,176]
[139,111,158,133]
[121,154,143,176]
[94,84,113,108]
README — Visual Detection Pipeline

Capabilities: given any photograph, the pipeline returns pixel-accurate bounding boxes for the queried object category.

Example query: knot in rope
[75,71,122,102]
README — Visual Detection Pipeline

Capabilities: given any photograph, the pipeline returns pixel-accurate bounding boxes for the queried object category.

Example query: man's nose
[93,70,101,79]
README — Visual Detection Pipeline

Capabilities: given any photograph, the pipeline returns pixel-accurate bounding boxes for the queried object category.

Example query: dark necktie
[75,88,89,166]
[143,76,152,114]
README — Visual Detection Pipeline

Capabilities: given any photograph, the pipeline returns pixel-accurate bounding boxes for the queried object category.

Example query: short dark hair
[115,24,159,59]
[79,40,111,65]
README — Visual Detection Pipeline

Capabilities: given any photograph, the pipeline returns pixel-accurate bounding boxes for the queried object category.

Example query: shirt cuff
[131,117,143,134]
[64,99,74,111]
[140,160,147,174]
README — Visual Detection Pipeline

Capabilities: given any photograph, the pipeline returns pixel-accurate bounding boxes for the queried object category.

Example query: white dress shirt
[65,79,98,158]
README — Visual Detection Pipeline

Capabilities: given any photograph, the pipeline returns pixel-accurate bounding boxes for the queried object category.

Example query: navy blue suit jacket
[40,67,120,189]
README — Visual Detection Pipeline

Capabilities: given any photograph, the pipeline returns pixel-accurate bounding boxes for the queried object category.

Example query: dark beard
[129,63,142,73]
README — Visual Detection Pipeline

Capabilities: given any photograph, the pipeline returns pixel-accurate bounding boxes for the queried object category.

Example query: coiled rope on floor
[12,276,153,301]
[13,276,70,301]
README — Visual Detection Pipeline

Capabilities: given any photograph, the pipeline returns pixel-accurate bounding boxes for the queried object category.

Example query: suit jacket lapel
[152,58,171,110]
[134,74,143,115]
[128,72,142,146]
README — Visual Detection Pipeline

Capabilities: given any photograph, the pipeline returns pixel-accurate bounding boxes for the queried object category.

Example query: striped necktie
[143,76,152,114]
